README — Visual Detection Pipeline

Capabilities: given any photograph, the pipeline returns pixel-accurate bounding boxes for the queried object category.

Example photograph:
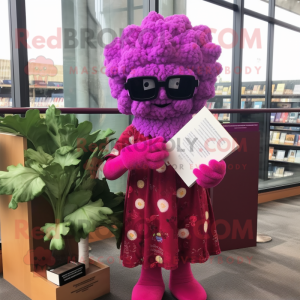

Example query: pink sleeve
[104,125,135,161]
[103,125,135,180]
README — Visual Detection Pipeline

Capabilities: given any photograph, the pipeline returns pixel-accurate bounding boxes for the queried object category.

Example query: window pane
[160,0,233,121]
[25,0,144,192]
[245,0,269,15]
[134,0,143,6]
[25,0,64,108]
[273,26,300,84]
[134,8,144,25]
[241,16,268,109]
[275,0,300,27]
[239,17,268,190]
[268,25,300,190]
[0,0,12,108]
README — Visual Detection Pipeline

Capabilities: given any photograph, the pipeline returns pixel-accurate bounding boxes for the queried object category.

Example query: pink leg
[132,265,165,300]
[169,261,207,300]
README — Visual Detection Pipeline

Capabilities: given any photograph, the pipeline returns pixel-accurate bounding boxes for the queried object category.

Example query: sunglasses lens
[128,78,156,100]
[167,76,195,99]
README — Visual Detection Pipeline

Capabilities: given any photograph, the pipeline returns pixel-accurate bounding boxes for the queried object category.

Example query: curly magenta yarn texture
[104,12,223,140]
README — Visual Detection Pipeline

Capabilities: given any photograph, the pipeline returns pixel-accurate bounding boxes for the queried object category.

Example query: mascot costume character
[103,12,226,300]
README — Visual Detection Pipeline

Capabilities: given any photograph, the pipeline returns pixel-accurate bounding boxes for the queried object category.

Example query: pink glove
[121,136,169,170]
[193,160,226,189]
[103,137,169,180]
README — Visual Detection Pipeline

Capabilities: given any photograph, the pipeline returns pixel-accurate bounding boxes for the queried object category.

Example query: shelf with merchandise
[271,95,300,99]
[269,143,300,148]
[241,99,265,109]
[29,97,65,108]
[269,159,300,165]
[210,95,231,98]
[268,170,294,179]
[270,122,300,126]
[270,129,300,133]
[1,83,63,90]
[214,82,231,96]
[231,79,300,191]
[241,82,266,96]
[0,97,13,108]
[241,95,266,99]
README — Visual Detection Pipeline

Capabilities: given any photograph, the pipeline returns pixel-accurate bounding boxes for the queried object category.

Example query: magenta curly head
[104,12,222,118]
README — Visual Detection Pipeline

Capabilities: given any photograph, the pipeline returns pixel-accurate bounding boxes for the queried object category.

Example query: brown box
[30,259,110,300]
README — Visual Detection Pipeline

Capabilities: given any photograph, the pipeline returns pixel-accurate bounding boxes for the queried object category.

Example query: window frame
[4,0,300,190]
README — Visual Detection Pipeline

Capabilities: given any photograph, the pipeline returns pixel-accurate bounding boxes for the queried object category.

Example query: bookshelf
[269,81,300,181]
[269,160,300,165]
[207,82,231,122]
[0,82,64,108]
[271,123,300,126]
[270,144,300,148]
[210,80,300,190]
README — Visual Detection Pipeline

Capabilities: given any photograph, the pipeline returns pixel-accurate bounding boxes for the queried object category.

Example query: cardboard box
[30,259,110,300]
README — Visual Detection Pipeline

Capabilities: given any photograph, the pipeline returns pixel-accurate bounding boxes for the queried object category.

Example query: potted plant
[0,106,124,270]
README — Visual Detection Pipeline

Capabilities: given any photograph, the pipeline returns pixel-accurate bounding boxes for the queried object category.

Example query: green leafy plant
[0,105,124,250]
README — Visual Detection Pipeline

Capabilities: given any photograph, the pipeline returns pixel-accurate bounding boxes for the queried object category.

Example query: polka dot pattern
[177,188,186,198]
[157,199,169,213]
[108,124,221,269]
[129,136,134,145]
[205,211,209,220]
[156,164,167,173]
[110,148,119,156]
[155,256,163,264]
[204,221,208,233]
[135,198,145,209]
[127,230,137,241]
[178,228,189,239]
[137,180,145,188]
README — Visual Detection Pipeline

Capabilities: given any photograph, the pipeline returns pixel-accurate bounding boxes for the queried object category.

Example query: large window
[0,0,12,108]
[245,0,269,15]
[275,0,300,27]
[241,16,268,109]
[2,0,300,193]
[159,0,233,124]
[25,0,64,109]
[25,0,145,193]
[267,26,300,189]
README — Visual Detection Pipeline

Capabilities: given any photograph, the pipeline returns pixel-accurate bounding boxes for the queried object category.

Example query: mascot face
[104,12,222,120]
[124,64,197,120]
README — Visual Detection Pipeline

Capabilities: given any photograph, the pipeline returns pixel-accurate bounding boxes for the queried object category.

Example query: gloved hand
[103,137,169,180]
[193,160,226,188]
[121,137,169,170]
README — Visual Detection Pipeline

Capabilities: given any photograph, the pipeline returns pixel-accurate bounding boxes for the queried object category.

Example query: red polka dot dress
[106,125,221,270]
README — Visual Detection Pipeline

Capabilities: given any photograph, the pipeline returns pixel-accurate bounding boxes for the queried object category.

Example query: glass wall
[241,16,268,109]
[240,16,269,186]
[25,0,64,109]
[245,0,269,15]
[275,0,300,27]
[0,0,12,108]
[159,0,233,123]
[25,0,145,193]
[267,25,300,189]
[3,0,300,193]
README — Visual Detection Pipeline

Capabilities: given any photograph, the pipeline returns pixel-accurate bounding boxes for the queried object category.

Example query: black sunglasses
[124,75,199,101]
